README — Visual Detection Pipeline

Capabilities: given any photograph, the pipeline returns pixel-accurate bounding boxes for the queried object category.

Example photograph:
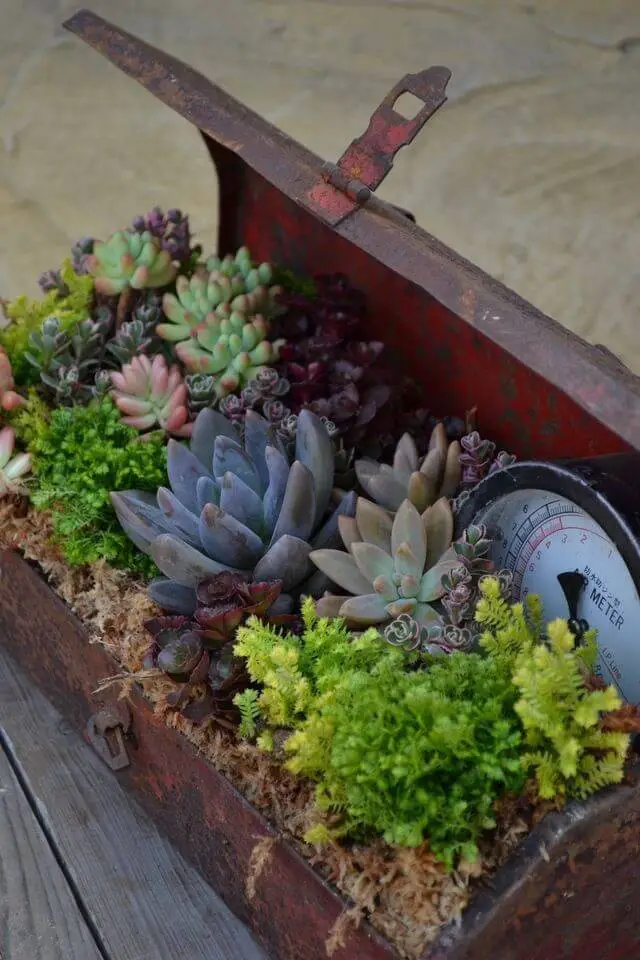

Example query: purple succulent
[130,206,200,267]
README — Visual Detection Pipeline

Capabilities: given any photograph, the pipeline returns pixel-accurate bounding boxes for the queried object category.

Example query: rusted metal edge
[62,9,640,452]
[3,545,640,960]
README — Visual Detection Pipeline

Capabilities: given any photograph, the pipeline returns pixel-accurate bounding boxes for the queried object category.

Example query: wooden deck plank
[0,647,268,960]
[0,745,103,959]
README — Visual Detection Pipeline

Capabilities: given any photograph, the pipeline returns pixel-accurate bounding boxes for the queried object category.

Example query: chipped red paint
[0,8,639,960]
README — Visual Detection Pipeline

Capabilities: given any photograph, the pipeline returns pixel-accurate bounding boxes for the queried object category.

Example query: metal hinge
[86,704,132,771]
[307,65,451,227]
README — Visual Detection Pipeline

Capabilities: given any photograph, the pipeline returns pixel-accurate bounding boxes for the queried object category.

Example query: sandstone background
[1,0,638,371]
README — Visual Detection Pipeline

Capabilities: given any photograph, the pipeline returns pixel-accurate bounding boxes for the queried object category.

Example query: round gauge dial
[455,457,640,704]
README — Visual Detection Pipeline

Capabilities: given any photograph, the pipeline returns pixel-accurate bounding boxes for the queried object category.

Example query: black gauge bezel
[454,459,640,597]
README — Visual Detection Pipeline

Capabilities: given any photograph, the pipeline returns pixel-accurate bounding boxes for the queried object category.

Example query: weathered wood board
[0,744,103,959]
[0,647,268,960]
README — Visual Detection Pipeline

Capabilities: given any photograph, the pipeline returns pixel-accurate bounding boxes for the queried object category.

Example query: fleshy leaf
[212,435,261,495]
[350,542,395,588]
[315,594,352,619]
[392,433,419,478]
[417,546,458,602]
[309,549,373,596]
[440,441,462,499]
[199,503,265,568]
[157,487,201,548]
[338,593,388,625]
[150,534,239,587]
[354,497,393,553]
[310,491,357,550]
[262,445,290,540]
[219,471,264,535]
[253,535,312,592]
[391,500,427,574]
[269,461,316,545]
[110,491,172,555]
[190,407,239,470]
[148,577,198,615]
[167,439,213,515]
[244,410,286,490]
[196,475,220,511]
[295,409,333,527]
[355,461,406,513]
[423,497,454,569]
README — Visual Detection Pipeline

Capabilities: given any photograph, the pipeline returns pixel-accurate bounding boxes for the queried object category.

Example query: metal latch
[86,704,132,771]
[307,65,451,226]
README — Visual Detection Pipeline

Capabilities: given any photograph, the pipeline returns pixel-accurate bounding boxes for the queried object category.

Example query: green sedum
[23,397,167,574]
[235,599,524,868]
[476,576,629,801]
[0,260,94,385]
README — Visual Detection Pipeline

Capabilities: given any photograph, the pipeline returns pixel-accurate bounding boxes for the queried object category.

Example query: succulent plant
[105,317,155,367]
[0,427,31,497]
[86,229,177,297]
[25,316,109,404]
[175,311,284,396]
[142,612,250,726]
[110,354,192,437]
[142,615,208,682]
[0,348,25,411]
[186,373,218,413]
[159,250,281,345]
[459,431,516,490]
[131,207,200,268]
[194,572,294,641]
[111,406,356,615]
[71,237,95,275]
[383,612,423,651]
[383,614,473,656]
[355,422,461,514]
[205,247,275,292]
[311,496,459,628]
[38,269,69,296]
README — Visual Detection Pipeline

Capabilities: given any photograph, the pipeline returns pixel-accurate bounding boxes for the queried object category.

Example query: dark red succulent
[271,273,463,460]
[194,572,293,643]
[142,615,209,683]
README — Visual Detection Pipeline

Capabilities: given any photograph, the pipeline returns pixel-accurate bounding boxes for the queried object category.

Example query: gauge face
[478,487,640,704]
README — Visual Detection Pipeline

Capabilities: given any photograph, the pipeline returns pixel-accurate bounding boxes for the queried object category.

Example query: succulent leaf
[212,435,262,495]
[269,461,316,545]
[150,533,241,587]
[308,549,373,596]
[167,439,214,515]
[338,593,389,624]
[219,471,264,535]
[148,577,198,615]
[110,491,173,554]
[156,486,202,547]
[190,407,240,470]
[252,535,312,591]
[295,408,334,527]
[199,503,265,569]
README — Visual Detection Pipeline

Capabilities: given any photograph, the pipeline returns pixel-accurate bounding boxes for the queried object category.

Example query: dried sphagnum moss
[0,497,534,959]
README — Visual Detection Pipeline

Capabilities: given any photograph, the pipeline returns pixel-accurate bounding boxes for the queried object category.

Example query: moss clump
[23,397,167,574]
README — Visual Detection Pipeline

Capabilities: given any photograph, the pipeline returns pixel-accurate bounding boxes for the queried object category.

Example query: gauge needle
[557,571,590,642]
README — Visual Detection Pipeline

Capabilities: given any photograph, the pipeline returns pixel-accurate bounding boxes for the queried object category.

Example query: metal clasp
[86,704,132,771]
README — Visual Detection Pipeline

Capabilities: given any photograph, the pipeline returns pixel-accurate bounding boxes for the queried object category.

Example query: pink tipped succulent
[0,427,31,497]
[110,354,193,437]
[0,348,25,412]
